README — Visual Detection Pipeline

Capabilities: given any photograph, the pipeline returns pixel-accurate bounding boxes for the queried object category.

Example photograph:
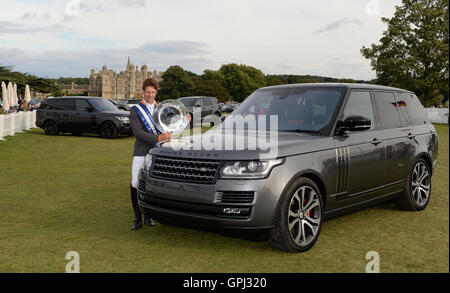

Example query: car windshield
[89,98,119,111]
[221,87,345,132]
[178,98,197,107]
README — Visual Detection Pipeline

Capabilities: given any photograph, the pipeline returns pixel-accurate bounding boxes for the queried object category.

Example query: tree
[191,80,231,102]
[0,65,61,97]
[361,0,449,105]
[218,64,266,102]
[158,65,195,100]
[202,69,225,84]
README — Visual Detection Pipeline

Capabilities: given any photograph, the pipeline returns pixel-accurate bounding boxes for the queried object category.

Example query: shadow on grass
[25,128,132,140]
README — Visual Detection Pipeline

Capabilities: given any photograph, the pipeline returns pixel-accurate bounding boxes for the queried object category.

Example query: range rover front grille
[137,179,146,192]
[217,191,255,204]
[150,155,221,184]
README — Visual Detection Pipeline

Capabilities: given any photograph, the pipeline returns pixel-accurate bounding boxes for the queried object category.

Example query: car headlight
[115,116,130,123]
[144,154,153,171]
[220,158,285,179]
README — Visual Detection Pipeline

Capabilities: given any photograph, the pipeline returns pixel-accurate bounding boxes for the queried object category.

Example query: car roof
[260,83,414,93]
[178,96,215,99]
[47,96,103,100]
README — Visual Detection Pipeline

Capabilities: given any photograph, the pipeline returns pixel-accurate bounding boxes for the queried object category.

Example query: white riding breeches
[131,156,145,188]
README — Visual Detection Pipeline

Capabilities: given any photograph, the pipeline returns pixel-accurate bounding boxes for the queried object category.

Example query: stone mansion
[88,57,163,100]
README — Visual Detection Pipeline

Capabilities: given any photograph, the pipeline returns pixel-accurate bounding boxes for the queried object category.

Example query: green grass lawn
[0,125,448,273]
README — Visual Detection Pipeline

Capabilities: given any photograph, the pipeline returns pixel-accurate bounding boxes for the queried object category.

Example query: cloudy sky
[0,0,402,79]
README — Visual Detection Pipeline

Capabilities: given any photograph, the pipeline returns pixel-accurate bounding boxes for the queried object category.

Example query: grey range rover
[137,83,438,252]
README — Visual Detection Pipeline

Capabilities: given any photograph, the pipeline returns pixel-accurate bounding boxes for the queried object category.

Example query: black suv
[36,96,132,139]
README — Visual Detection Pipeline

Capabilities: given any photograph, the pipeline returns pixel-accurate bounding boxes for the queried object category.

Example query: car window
[342,91,375,129]
[48,99,75,111]
[76,99,92,112]
[203,98,212,106]
[226,87,344,132]
[397,92,427,125]
[373,91,402,129]
[248,95,271,115]
[89,98,119,111]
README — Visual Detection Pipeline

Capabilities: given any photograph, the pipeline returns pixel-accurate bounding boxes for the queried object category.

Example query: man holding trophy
[129,78,191,230]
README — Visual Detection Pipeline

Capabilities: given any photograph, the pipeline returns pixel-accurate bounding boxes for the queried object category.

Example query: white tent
[7,82,14,108]
[1,81,10,111]
[13,83,18,106]
[25,84,31,103]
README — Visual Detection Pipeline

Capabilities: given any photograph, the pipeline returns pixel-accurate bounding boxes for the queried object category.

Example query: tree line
[157,64,367,103]
[0,65,62,97]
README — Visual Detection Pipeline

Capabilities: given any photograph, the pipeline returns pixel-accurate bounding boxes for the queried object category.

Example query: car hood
[152,129,334,160]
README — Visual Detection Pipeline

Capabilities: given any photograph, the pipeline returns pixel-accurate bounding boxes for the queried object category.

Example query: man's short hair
[142,78,159,91]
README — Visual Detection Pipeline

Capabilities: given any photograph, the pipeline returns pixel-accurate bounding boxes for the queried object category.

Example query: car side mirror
[337,115,371,135]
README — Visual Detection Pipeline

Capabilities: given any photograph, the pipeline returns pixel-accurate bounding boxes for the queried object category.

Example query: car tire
[395,158,432,211]
[100,121,118,139]
[43,120,59,135]
[269,177,323,252]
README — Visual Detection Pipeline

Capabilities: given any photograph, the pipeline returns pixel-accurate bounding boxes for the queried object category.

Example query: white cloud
[0,0,402,79]
[0,41,211,77]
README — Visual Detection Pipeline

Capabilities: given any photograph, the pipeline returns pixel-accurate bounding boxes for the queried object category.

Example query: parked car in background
[219,103,226,112]
[36,96,132,139]
[126,99,142,106]
[222,103,236,113]
[138,83,438,252]
[29,98,42,111]
[108,99,131,111]
[178,96,222,127]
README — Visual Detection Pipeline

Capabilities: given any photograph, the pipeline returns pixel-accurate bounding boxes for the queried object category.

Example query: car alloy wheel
[101,121,118,139]
[396,158,432,211]
[287,185,322,247]
[44,120,58,135]
[269,177,323,252]
[411,161,431,208]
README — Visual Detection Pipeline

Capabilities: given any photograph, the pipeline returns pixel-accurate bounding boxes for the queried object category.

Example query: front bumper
[137,164,291,234]
[117,122,132,135]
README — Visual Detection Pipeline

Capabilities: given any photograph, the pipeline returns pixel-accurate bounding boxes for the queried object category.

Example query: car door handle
[407,133,416,139]
[371,138,382,146]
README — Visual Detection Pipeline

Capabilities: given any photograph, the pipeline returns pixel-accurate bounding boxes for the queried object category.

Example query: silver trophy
[153,99,189,135]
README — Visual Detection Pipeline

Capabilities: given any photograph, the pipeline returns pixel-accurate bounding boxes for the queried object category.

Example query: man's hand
[159,132,171,141]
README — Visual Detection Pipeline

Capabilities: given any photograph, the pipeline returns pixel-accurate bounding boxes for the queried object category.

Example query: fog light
[223,208,241,214]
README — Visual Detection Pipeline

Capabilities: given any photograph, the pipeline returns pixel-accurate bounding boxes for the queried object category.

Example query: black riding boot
[144,213,156,227]
[130,185,142,230]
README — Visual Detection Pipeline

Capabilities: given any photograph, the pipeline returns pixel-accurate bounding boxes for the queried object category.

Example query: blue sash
[133,102,161,135]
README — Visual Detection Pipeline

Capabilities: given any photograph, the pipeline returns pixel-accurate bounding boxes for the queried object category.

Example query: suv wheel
[396,158,431,211]
[269,177,323,252]
[100,121,118,139]
[43,120,59,135]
